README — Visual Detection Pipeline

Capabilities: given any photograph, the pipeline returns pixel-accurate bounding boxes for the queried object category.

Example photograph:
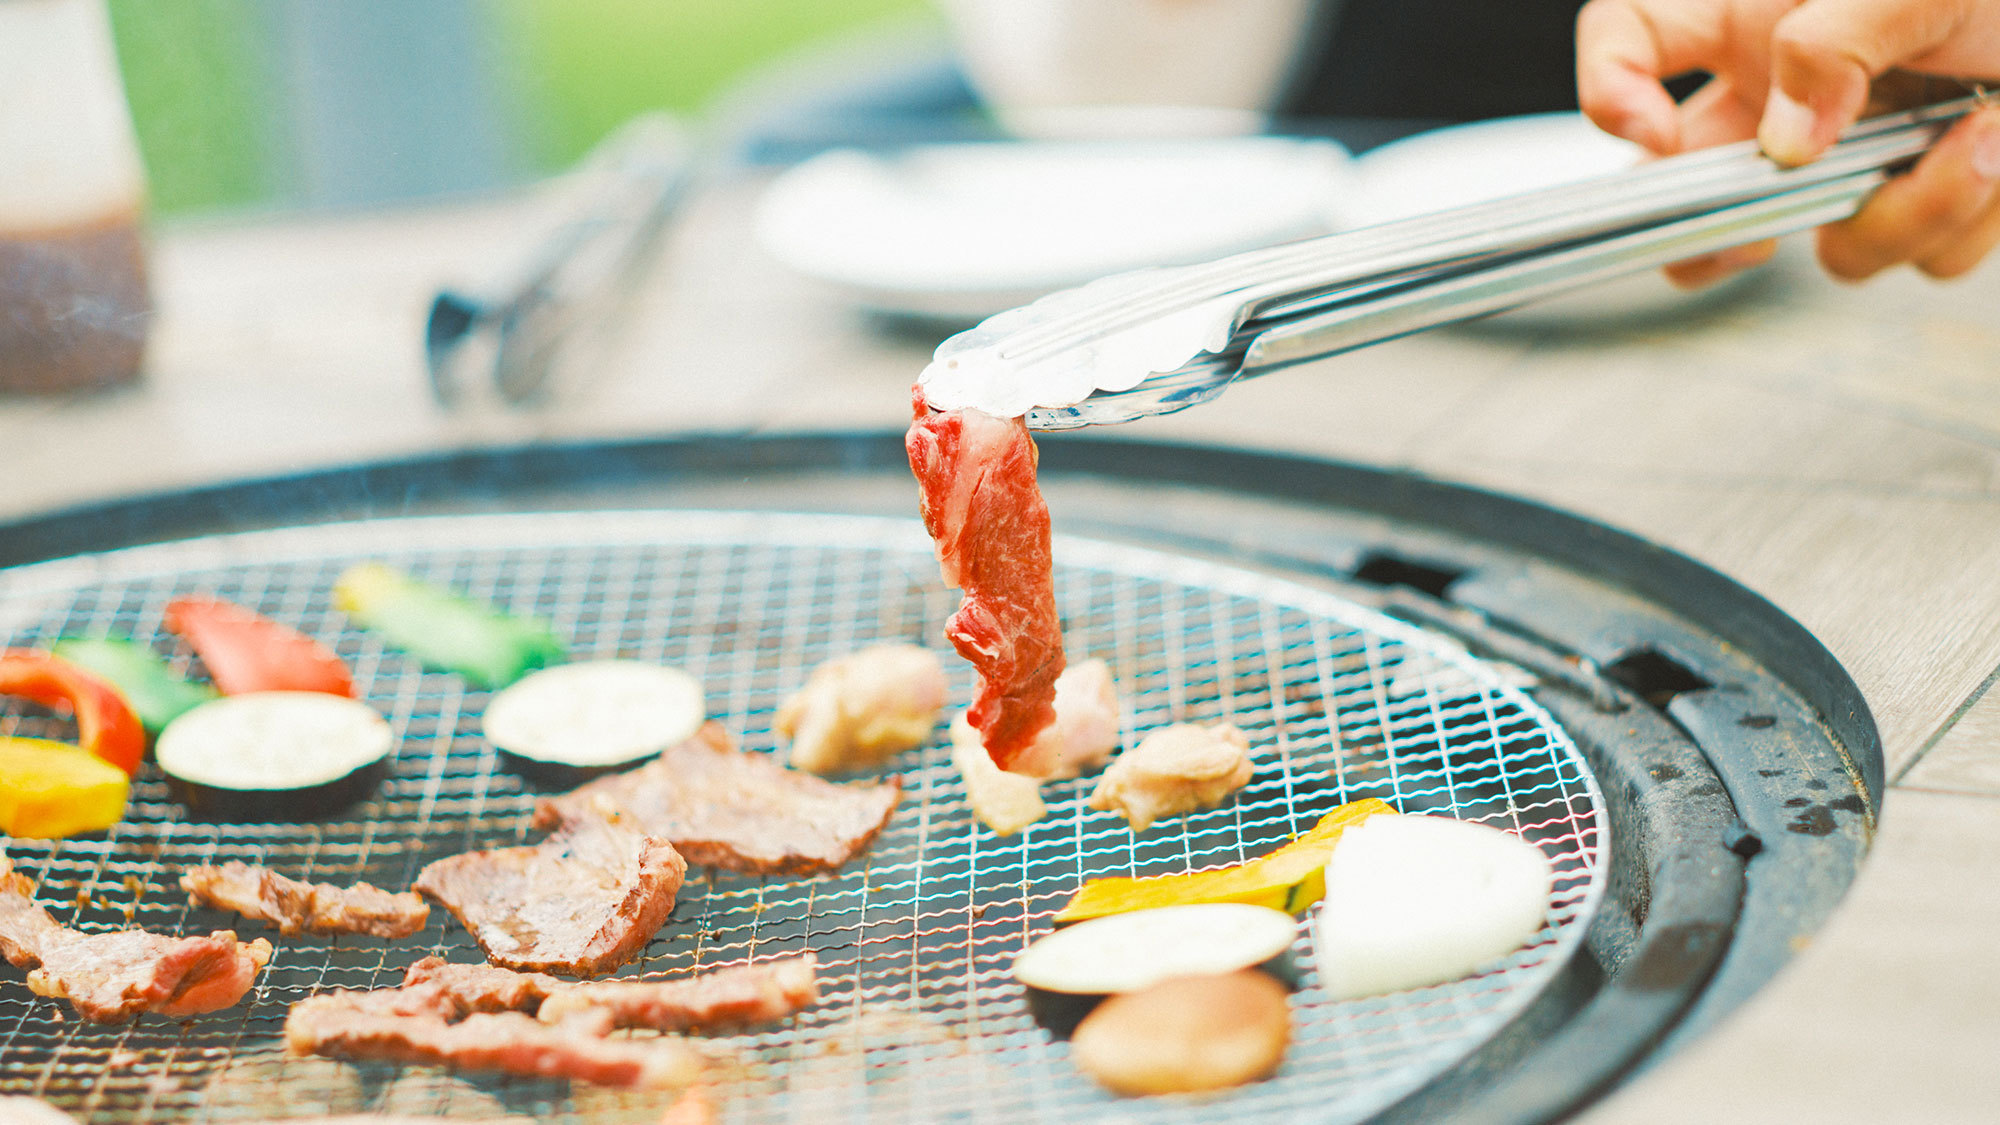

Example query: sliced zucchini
[482,660,705,788]
[156,692,394,822]
[1014,903,1299,1038]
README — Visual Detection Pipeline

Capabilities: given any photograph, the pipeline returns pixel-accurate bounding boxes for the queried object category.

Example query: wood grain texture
[1900,672,2000,796]
[1583,787,2000,1125]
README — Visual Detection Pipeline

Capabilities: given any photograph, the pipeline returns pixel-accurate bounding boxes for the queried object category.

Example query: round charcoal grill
[0,434,1878,1125]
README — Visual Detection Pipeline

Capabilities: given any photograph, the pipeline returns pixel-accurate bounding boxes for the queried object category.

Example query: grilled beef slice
[415,811,685,977]
[284,990,704,1089]
[1,857,271,1024]
[532,722,900,876]
[181,861,429,939]
[402,953,821,1031]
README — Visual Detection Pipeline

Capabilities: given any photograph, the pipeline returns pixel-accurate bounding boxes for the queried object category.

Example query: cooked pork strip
[1,856,271,1023]
[1089,722,1254,833]
[777,644,948,774]
[532,723,901,876]
[906,395,1066,771]
[181,861,429,939]
[415,811,685,977]
[284,991,703,1090]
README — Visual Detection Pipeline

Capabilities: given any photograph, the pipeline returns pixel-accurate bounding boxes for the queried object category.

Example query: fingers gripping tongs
[916,97,1983,430]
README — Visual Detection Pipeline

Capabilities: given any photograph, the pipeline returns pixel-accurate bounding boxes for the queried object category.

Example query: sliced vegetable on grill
[1313,814,1553,1000]
[163,597,356,698]
[1013,903,1299,1037]
[0,648,146,776]
[334,562,566,689]
[1053,798,1395,924]
[49,637,218,733]
[155,692,394,821]
[0,736,131,838]
[483,660,705,787]
[1070,970,1292,1096]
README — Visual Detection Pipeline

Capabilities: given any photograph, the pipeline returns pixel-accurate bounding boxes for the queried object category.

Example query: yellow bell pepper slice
[0,736,130,839]
[1055,798,1396,923]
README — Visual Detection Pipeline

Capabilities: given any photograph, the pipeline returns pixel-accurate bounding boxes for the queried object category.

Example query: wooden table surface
[2,176,1995,1122]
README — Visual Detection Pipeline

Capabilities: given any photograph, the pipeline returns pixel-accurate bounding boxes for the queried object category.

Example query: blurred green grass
[107,0,930,216]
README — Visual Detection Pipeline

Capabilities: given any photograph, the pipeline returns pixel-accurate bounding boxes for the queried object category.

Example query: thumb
[1759,0,1972,165]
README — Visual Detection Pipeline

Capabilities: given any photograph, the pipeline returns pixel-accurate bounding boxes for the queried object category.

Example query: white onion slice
[1314,814,1552,1000]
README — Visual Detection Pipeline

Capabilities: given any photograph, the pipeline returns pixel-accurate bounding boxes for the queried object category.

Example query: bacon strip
[905,390,1066,770]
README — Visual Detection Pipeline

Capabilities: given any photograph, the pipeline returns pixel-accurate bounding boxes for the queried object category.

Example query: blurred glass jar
[939,0,1331,138]
[0,0,151,394]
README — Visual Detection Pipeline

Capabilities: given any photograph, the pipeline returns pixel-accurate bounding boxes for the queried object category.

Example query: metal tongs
[917,97,1983,430]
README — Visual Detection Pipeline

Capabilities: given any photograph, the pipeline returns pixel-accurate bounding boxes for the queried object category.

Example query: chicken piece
[1010,659,1121,781]
[1088,723,1254,833]
[777,644,947,774]
[950,713,1045,836]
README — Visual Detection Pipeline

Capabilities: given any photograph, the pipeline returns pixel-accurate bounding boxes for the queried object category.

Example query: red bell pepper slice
[0,650,147,777]
[163,597,356,699]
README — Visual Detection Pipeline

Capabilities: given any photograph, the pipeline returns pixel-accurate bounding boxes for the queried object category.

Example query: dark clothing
[1283,0,1591,121]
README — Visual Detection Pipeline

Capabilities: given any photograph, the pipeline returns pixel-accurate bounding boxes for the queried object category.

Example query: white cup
[939,0,1332,138]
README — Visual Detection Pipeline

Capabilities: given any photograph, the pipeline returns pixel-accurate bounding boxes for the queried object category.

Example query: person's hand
[1576,0,2000,284]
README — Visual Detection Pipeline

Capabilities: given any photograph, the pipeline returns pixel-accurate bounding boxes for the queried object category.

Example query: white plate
[1349,113,1756,322]
[754,137,1353,320]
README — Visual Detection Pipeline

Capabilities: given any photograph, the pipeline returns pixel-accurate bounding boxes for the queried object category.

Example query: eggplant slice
[155,692,394,822]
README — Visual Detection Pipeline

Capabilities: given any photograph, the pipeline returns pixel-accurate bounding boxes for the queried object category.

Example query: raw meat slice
[181,861,429,939]
[415,811,685,976]
[532,722,901,876]
[1089,723,1254,832]
[284,992,704,1089]
[1,854,270,1023]
[906,392,1066,771]
[777,644,948,774]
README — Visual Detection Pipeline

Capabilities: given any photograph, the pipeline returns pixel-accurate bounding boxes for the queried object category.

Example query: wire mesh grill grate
[0,511,1606,1124]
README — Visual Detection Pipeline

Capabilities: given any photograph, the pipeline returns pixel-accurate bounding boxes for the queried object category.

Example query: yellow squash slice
[0,736,130,839]
[1055,798,1395,923]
